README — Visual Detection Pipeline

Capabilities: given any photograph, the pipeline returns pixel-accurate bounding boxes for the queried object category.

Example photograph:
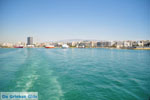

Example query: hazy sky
[0,0,150,43]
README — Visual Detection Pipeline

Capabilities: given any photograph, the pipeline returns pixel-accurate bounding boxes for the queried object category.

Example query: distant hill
[56,39,100,42]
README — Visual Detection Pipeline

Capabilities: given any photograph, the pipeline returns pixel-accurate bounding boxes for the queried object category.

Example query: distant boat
[62,44,69,49]
[45,45,55,48]
[14,45,24,48]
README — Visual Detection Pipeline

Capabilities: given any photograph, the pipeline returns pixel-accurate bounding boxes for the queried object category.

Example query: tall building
[97,42,101,47]
[27,37,33,45]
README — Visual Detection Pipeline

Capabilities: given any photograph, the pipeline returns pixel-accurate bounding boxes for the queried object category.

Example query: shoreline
[0,47,150,50]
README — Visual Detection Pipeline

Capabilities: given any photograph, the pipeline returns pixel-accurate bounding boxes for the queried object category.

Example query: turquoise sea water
[0,48,150,100]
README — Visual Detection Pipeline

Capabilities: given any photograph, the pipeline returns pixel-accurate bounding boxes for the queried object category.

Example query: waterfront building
[72,42,77,47]
[138,40,150,47]
[2,43,13,48]
[103,41,111,47]
[91,41,97,48]
[84,41,91,48]
[52,42,59,47]
[97,42,101,47]
[67,42,72,47]
[26,37,34,48]
[124,41,132,47]
[116,41,124,48]
[27,37,33,45]
[110,41,117,47]
[76,43,85,48]
[97,41,111,47]
[34,42,42,47]
[132,41,138,47]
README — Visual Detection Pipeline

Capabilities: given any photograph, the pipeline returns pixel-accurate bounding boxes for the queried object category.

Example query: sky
[0,0,150,43]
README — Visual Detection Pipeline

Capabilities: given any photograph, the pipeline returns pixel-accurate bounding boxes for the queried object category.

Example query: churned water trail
[37,48,64,100]
[0,48,150,100]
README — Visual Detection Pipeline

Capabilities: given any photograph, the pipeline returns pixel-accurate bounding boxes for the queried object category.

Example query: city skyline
[1,36,150,49]
[0,0,150,43]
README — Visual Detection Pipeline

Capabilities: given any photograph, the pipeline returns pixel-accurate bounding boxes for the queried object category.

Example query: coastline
[1,47,150,50]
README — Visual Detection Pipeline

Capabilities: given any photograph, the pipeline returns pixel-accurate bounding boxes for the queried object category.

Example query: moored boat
[14,45,24,48]
[62,44,69,49]
[45,45,55,48]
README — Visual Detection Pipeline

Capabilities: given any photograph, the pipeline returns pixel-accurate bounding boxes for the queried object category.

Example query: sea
[0,48,150,100]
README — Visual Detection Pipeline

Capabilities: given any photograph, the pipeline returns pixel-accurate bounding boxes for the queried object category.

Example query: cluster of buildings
[0,37,150,49]
[58,40,150,49]
[0,37,34,48]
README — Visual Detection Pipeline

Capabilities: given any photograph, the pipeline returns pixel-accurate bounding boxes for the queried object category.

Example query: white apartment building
[124,41,132,47]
